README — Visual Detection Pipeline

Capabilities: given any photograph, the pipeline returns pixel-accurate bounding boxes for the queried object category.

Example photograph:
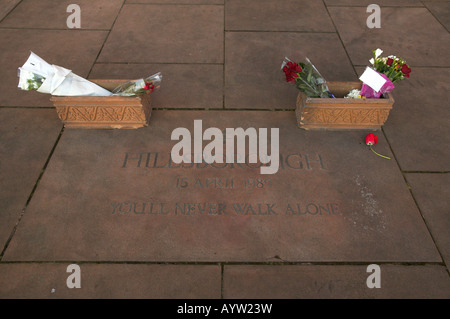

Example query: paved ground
[0,0,449,299]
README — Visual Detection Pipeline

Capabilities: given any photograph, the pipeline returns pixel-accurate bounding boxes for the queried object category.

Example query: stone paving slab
[127,0,223,4]
[225,32,356,109]
[223,264,450,299]
[0,29,108,107]
[0,109,62,252]
[90,63,223,109]
[405,173,450,267]
[225,0,334,32]
[324,0,424,6]
[2,111,441,263]
[380,68,450,172]
[328,7,450,67]
[423,1,450,31]
[0,0,20,22]
[98,4,223,64]
[0,0,123,30]
[0,263,221,298]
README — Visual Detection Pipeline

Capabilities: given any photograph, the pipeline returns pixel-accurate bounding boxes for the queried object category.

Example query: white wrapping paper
[18,52,112,96]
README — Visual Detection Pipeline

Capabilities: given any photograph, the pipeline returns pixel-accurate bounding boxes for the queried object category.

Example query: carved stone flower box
[296,81,394,130]
[51,79,152,129]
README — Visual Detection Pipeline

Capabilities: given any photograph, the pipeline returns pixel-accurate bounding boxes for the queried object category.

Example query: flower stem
[370,146,391,160]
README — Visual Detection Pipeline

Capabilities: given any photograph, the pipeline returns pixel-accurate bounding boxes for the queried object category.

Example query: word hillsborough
[171,120,280,174]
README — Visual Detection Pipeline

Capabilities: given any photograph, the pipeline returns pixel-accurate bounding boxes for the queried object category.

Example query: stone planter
[295,81,394,130]
[51,79,152,129]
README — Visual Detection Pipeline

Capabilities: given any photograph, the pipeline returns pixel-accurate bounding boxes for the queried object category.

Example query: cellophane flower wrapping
[360,71,395,98]
[281,57,334,98]
[357,48,411,99]
[112,72,162,96]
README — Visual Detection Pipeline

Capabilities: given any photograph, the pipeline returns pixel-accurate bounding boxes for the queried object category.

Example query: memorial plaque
[3,111,441,262]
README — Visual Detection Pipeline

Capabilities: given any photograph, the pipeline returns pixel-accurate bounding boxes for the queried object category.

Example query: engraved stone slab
[3,111,441,262]
[223,265,450,299]
[0,263,221,298]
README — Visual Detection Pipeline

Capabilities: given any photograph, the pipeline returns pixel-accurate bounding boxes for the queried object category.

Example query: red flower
[283,61,302,83]
[365,133,391,159]
[401,64,411,77]
[144,82,155,92]
[365,133,378,146]
[386,58,394,66]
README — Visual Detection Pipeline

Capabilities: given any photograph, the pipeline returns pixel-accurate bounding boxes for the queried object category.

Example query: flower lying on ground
[365,133,390,159]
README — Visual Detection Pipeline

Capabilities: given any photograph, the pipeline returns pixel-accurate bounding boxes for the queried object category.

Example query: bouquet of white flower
[18,52,113,96]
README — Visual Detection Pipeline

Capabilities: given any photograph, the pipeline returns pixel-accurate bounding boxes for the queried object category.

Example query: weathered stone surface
[126,0,223,3]
[0,0,123,29]
[0,263,221,298]
[98,4,223,63]
[328,7,450,66]
[324,0,423,6]
[380,68,450,171]
[225,0,334,32]
[225,32,357,109]
[0,29,108,107]
[90,63,223,109]
[223,264,450,299]
[423,1,450,32]
[405,173,450,267]
[3,111,440,263]
[0,0,20,21]
[0,109,62,252]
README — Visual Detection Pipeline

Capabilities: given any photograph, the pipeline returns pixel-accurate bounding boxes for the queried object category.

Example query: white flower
[369,58,375,65]
[374,48,383,58]
[17,68,34,90]
[345,89,362,99]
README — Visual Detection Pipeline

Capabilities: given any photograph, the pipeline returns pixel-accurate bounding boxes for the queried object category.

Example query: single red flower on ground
[365,133,390,159]
[365,133,378,146]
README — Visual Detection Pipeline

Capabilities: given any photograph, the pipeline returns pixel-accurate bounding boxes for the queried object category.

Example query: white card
[359,67,387,92]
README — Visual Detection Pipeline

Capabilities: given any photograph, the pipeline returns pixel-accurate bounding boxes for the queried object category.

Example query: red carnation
[386,58,394,66]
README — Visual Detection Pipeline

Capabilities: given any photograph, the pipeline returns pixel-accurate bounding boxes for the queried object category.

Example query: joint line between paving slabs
[0,261,445,267]
[86,0,127,79]
[221,263,224,299]
[381,127,448,271]
[153,108,293,112]
[222,1,226,110]
[321,0,358,78]
[0,0,23,24]
[420,0,450,33]
[0,126,65,261]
